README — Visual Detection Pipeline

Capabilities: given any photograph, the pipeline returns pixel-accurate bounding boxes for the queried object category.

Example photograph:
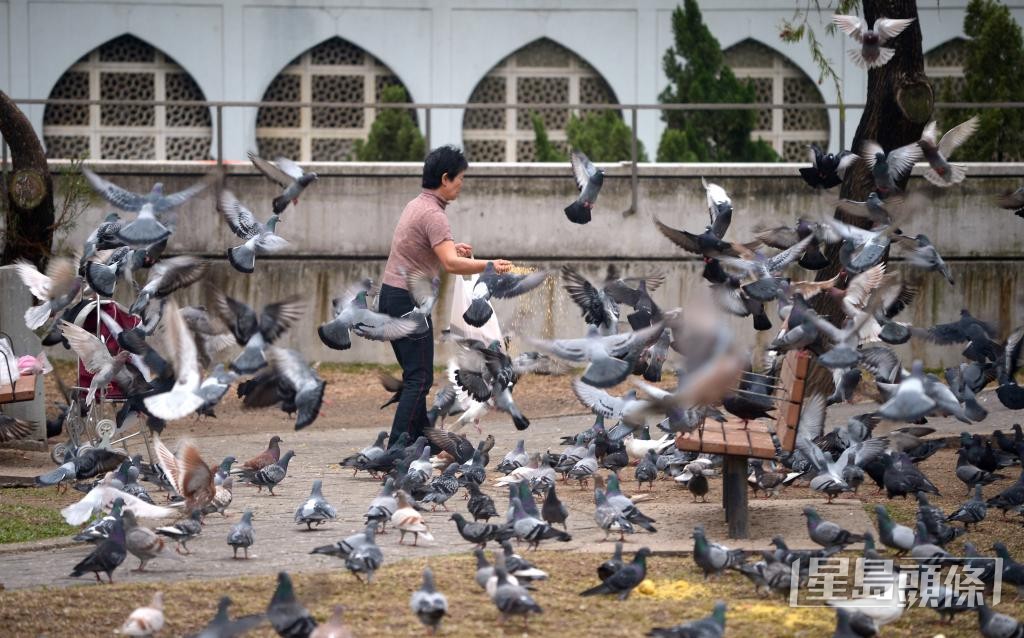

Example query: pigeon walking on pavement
[294,479,337,530]
[227,509,255,559]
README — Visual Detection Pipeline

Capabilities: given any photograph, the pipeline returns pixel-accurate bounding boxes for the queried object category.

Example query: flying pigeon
[128,255,209,318]
[918,116,980,187]
[154,434,215,513]
[997,186,1024,219]
[832,14,916,68]
[800,144,855,189]
[564,150,603,224]
[318,280,418,350]
[215,291,305,374]
[857,139,923,196]
[188,597,265,638]
[82,168,209,244]
[218,189,288,273]
[527,322,664,388]
[462,262,550,328]
[15,256,83,330]
[560,264,620,335]
[266,347,326,430]
[248,152,319,214]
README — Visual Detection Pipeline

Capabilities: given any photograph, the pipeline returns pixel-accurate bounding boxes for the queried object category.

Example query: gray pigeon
[946,484,987,530]
[894,233,953,285]
[510,496,571,549]
[873,505,914,554]
[215,292,305,374]
[564,150,604,224]
[155,509,203,554]
[69,498,126,583]
[977,603,1023,638]
[492,565,542,627]
[122,509,183,572]
[218,189,288,274]
[248,154,318,215]
[128,255,208,318]
[318,281,418,351]
[267,347,327,430]
[497,440,529,474]
[691,525,746,579]
[267,571,317,638]
[647,601,726,637]
[410,567,448,634]
[82,168,209,244]
[594,487,634,542]
[187,597,265,638]
[580,547,651,600]
[239,450,295,495]
[918,117,979,187]
[997,186,1024,218]
[294,479,337,530]
[832,15,916,69]
[462,262,551,328]
[803,507,864,549]
[635,449,659,490]
[344,524,384,583]
[309,521,377,560]
[877,361,935,422]
[227,509,255,559]
[541,484,568,530]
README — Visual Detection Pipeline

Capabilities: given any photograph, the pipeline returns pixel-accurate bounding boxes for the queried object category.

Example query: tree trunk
[0,89,55,268]
[806,0,933,397]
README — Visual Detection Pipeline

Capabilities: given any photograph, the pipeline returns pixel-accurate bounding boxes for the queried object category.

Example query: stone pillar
[0,267,46,446]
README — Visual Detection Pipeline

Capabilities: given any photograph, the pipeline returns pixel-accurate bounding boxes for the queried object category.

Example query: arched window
[723,39,829,161]
[255,38,415,161]
[43,34,212,160]
[462,38,618,162]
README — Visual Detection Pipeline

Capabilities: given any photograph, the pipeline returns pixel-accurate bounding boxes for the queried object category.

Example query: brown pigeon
[242,435,283,471]
[154,434,215,513]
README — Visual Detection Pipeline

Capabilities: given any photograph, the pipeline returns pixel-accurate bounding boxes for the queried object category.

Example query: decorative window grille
[925,38,968,126]
[462,38,618,162]
[255,38,414,162]
[43,34,212,161]
[723,40,830,161]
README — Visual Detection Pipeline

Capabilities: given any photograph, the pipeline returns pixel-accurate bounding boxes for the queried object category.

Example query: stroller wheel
[50,442,69,464]
[76,443,95,457]
[95,419,116,441]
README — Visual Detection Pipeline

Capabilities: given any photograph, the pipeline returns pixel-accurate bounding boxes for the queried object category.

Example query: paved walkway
[1,388,1016,592]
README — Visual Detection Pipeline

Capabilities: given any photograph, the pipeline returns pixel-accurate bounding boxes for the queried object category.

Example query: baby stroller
[50,299,156,465]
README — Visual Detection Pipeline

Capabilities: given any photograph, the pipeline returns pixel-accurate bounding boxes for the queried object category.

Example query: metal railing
[4,98,1023,218]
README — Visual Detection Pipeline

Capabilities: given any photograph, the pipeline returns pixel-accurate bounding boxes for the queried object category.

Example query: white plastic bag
[448,274,503,344]
[0,337,16,387]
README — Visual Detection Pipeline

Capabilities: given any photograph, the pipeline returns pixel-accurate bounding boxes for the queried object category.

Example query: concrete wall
[6,0,1023,156]
[5,160,1016,369]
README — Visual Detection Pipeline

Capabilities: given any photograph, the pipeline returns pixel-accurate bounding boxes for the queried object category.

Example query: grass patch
[0,501,76,544]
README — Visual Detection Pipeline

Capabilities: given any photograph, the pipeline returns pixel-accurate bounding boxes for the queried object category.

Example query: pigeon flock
[5,100,1024,638]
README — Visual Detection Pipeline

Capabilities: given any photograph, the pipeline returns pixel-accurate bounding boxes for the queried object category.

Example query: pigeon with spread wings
[143,300,206,421]
[215,291,305,374]
[218,189,288,274]
[462,263,551,328]
[318,279,419,351]
[15,257,83,330]
[267,346,326,430]
[82,168,209,245]
[248,152,319,214]
[564,150,603,224]
[832,14,916,69]
[153,434,215,513]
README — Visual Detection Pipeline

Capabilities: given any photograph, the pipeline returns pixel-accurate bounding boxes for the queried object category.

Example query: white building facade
[2,0,1017,162]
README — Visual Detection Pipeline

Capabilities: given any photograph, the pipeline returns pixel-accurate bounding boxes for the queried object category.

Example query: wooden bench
[674,349,811,538]
[0,374,37,404]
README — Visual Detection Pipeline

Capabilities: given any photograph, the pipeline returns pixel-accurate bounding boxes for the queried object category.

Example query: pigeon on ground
[218,189,288,274]
[122,509,183,572]
[450,512,501,547]
[215,292,305,374]
[69,498,126,583]
[635,449,659,491]
[82,168,209,244]
[977,603,1024,638]
[647,601,727,638]
[14,256,83,330]
[541,483,568,530]
[832,15,916,69]
[36,446,125,487]
[882,452,940,498]
[947,484,988,530]
[238,449,295,495]
[339,431,389,476]
[594,487,634,541]
[803,507,864,549]
[685,462,710,502]
[119,591,165,637]
[830,608,878,638]
[800,144,855,189]
[61,474,176,526]
[917,116,980,187]
[580,547,651,600]
[267,571,317,638]
[874,505,914,554]
[241,435,283,472]
[155,509,203,554]
[497,440,529,474]
[467,482,499,522]
[294,479,337,530]
[987,470,1024,516]
[187,597,265,638]
[511,496,571,549]
[605,474,657,533]
[564,150,604,224]
[492,565,543,627]
[248,153,319,214]
[461,262,550,328]
[309,521,377,560]
[392,489,434,545]
[992,542,1024,601]
[411,567,448,634]
[692,525,746,579]
[227,509,255,559]
[598,542,625,582]
[500,540,548,582]
[318,281,419,351]
[422,464,461,511]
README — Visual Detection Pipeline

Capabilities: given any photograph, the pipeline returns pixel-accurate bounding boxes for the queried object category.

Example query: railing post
[838,105,846,152]
[425,107,432,155]
[216,104,224,166]
[623,106,638,218]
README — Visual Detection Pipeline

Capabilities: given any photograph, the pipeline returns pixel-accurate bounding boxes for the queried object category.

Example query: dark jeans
[378,284,433,447]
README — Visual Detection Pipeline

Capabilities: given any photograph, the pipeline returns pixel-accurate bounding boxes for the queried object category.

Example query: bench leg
[723,455,749,539]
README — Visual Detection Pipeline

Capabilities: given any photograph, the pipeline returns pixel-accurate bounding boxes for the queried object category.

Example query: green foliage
[566,110,647,162]
[0,501,76,544]
[51,156,95,254]
[531,114,566,162]
[941,0,1024,161]
[353,85,426,161]
[658,0,779,162]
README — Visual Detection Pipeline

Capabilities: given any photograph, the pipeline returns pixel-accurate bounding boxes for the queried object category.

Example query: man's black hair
[422,145,468,189]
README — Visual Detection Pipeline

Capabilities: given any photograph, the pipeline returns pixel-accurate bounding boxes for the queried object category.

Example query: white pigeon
[623,433,673,461]
[61,473,176,526]
[143,299,205,420]
[117,591,165,636]
[832,15,916,68]
[14,256,82,329]
[391,489,434,545]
